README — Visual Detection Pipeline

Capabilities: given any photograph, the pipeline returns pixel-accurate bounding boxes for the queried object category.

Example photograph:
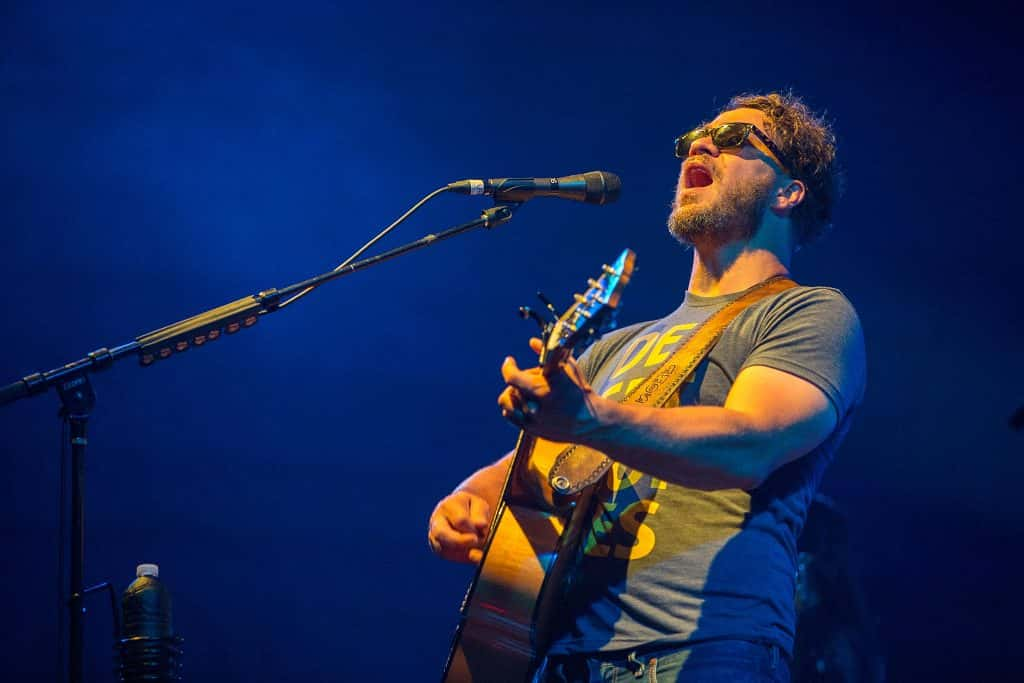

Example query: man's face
[667,108,781,246]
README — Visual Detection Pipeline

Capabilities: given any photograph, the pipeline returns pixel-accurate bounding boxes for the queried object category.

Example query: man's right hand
[428,491,492,564]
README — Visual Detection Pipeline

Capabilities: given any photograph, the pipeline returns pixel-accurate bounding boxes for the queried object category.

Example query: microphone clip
[480,202,521,229]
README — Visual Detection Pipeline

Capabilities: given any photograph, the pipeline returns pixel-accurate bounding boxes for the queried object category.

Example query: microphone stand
[0,201,519,683]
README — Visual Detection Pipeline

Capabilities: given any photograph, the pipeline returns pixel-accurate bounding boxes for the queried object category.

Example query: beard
[667,175,771,246]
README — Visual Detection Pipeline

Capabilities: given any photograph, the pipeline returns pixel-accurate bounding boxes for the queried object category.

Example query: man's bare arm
[452,453,512,511]
[580,365,837,489]
[501,353,837,491]
[427,454,511,564]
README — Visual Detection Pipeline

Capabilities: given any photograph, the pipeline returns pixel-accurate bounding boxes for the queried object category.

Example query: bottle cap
[136,563,159,578]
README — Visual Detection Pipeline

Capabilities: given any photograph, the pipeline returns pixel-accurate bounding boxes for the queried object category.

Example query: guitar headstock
[541,248,636,366]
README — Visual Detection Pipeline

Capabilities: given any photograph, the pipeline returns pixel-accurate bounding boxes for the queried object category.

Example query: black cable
[57,417,67,682]
[274,185,451,310]
[103,581,120,639]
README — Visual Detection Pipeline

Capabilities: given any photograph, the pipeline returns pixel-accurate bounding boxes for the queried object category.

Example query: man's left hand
[498,338,602,442]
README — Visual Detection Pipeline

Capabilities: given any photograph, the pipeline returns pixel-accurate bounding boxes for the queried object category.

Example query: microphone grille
[584,171,622,205]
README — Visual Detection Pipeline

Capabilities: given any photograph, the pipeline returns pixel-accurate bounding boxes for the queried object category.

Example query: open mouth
[684,164,714,189]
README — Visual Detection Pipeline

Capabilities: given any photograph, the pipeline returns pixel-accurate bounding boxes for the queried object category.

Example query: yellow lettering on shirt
[600,377,644,401]
[577,323,692,561]
[584,467,667,560]
[609,333,659,379]
[602,382,623,400]
[609,461,643,493]
[614,500,661,559]
[644,323,697,367]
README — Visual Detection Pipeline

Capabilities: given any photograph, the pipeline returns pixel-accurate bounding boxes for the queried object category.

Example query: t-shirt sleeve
[576,344,599,384]
[740,287,867,419]
[575,329,620,384]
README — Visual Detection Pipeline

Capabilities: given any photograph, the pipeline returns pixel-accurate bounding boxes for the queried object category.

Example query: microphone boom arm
[0,203,520,406]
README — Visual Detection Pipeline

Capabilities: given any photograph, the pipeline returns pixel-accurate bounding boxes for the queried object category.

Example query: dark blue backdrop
[3,2,1021,680]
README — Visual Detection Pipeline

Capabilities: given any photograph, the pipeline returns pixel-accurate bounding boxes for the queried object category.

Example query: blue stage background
[2,2,1020,680]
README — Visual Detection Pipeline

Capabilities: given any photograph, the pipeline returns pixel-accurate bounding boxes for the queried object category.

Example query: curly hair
[724,91,842,246]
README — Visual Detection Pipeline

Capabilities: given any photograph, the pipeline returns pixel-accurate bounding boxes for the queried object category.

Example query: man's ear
[772,179,806,215]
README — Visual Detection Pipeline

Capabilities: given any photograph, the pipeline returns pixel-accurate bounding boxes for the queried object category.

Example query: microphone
[447,171,621,205]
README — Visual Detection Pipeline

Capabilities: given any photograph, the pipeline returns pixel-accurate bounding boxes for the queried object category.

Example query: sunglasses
[674,122,793,176]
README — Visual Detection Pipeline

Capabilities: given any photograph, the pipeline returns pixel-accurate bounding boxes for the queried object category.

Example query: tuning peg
[518,306,548,331]
[535,291,560,320]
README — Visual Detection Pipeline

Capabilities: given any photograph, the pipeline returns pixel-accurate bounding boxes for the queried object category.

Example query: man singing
[429,92,866,682]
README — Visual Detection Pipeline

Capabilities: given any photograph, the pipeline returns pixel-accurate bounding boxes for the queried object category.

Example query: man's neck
[687,239,791,297]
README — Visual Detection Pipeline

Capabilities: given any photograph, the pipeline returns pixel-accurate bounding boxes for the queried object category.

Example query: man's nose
[688,133,717,159]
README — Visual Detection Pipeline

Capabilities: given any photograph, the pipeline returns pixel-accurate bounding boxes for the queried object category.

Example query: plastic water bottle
[118,563,183,681]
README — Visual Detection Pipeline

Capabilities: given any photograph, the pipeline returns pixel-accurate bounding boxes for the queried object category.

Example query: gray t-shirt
[546,283,867,657]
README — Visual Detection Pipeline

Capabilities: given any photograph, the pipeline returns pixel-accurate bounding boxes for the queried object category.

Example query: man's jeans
[540,639,790,682]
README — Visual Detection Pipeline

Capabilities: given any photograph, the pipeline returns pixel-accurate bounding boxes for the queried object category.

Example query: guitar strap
[547,276,798,496]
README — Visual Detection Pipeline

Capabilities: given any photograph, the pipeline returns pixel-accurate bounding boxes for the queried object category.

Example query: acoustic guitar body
[443,438,594,682]
[440,249,634,682]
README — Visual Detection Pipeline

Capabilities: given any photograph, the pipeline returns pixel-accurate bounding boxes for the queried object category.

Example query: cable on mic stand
[275,184,451,310]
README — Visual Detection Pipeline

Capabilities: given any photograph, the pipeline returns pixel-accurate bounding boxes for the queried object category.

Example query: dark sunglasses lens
[675,133,694,158]
[712,123,750,148]
[675,130,700,158]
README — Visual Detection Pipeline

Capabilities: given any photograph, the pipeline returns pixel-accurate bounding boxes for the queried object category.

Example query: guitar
[442,249,636,682]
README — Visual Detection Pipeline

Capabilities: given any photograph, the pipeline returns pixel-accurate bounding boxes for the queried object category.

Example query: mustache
[684,155,718,177]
